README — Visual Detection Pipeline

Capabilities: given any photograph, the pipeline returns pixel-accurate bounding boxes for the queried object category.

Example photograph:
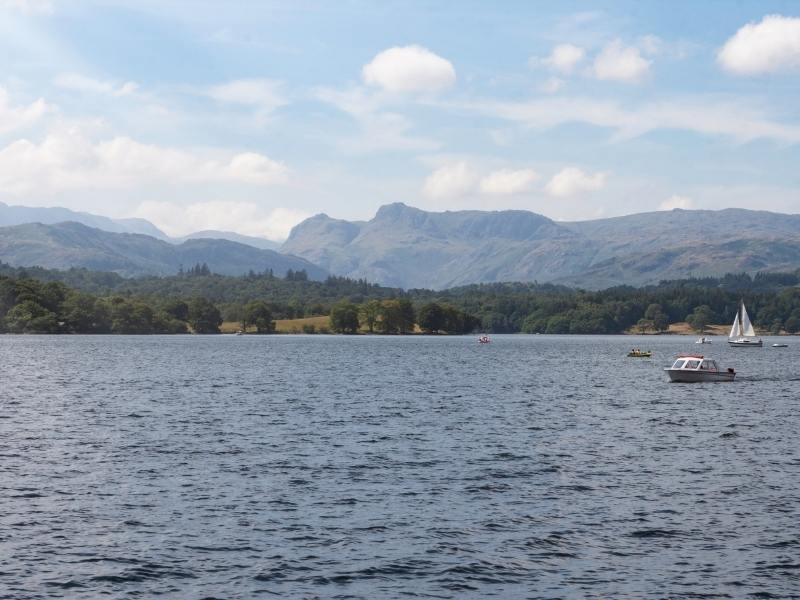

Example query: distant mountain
[0,221,326,279]
[0,201,283,251]
[177,230,281,251]
[282,203,800,289]
[0,201,170,239]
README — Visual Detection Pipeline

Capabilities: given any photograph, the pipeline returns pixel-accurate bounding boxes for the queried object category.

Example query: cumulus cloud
[537,44,586,74]
[479,168,539,195]
[204,78,286,111]
[718,14,800,75]
[362,45,456,93]
[545,167,607,197]
[0,130,289,195]
[422,162,477,199]
[134,201,308,240]
[593,39,651,82]
[659,195,693,210]
[0,87,49,135]
[54,72,138,97]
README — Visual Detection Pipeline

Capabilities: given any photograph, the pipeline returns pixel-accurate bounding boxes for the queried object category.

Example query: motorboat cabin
[664,354,735,383]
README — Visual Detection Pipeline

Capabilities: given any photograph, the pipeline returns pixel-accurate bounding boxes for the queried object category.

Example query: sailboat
[728,300,762,347]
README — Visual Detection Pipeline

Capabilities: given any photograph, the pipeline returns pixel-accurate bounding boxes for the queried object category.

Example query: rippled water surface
[2,334,800,598]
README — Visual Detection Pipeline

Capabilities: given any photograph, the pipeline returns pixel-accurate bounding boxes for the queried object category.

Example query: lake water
[1,334,799,599]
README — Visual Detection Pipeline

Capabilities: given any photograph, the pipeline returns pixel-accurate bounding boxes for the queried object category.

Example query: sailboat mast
[740,299,746,337]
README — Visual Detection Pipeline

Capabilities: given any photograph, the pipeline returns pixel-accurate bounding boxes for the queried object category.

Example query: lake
[1,334,799,598]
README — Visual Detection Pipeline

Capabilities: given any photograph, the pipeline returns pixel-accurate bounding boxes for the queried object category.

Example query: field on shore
[220,316,331,334]
[625,322,729,335]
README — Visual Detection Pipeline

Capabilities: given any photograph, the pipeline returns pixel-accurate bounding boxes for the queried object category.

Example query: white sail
[729,310,740,339]
[740,302,756,338]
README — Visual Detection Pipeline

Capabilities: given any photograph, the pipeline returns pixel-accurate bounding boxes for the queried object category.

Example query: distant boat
[478,335,491,344]
[664,354,736,382]
[728,300,762,347]
[773,343,788,348]
[696,336,712,344]
[627,349,652,357]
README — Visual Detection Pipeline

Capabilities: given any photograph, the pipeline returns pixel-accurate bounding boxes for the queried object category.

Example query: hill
[0,221,326,279]
[282,203,800,289]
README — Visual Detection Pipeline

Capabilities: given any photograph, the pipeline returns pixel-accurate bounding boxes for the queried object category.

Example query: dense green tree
[358,299,381,333]
[644,303,669,332]
[188,297,222,334]
[417,302,445,333]
[4,300,60,333]
[378,299,416,334]
[244,300,276,333]
[161,299,189,322]
[62,292,111,333]
[686,305,714,333]
[330,300,360,334]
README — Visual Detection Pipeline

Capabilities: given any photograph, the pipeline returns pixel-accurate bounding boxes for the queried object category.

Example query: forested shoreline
[1,262,800,335]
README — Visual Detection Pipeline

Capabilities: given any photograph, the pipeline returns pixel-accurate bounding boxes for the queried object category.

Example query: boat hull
[728,339,762,347]
[664,368,735,383]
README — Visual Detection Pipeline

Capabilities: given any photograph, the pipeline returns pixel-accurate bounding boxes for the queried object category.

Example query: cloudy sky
[1,0,799,240]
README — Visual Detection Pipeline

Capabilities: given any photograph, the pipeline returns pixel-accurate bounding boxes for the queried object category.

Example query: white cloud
[134,201,308,240]
[537,44,586,74]
[0,87,49,135]
[638,34,663,56]
[315,86,439,152]
[54,72,138,97]
[479,168,539,195]
[540,77,565,94]
[659,195,693,210]
[422,162,477,199]
[204,78,286,111]
[545,167,607,197]
[362,45,456,93]
[0,0,52,14]
[593,39,651,82]
[449,95,800,143]
[718,14,800,75]
[0,129,289,195]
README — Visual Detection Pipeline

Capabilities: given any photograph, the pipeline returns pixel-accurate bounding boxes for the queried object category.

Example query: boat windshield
[685,360,701,369]
[672,360,686,369]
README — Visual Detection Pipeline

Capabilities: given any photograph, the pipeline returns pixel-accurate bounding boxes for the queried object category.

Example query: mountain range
[0,201,280,250]
[0,221,325,279]
[282,203,800,289]
[2,200,799,288]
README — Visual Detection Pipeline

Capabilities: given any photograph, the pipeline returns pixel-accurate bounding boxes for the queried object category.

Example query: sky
[0,0,799,240]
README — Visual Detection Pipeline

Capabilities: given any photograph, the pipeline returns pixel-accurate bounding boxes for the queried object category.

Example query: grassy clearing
[625,322,731,335]
[275,315,331,333]
[220,315,331,334]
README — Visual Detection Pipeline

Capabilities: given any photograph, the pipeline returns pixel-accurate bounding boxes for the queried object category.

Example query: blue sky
[0,0,799,239]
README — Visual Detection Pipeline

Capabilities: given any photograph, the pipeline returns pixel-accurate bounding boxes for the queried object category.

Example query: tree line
[2,263,800,335]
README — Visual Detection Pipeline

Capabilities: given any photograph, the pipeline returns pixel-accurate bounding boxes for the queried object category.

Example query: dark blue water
[1,334,799,598]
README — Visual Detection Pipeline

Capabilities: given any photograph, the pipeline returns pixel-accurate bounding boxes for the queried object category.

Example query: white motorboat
[695,336,712,344]
[773,343,788,348]
[728,300,762,347]
[664,354,736,383]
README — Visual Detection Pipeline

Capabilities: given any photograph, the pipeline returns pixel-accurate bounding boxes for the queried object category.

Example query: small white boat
[773,343,788,348]
[478,335,491,344]
[695,336,712,344]
[728,300,762,347]
[664,354,736,383]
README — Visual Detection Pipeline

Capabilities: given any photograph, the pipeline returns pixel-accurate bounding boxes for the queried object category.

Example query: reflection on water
[1,334,799,598]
